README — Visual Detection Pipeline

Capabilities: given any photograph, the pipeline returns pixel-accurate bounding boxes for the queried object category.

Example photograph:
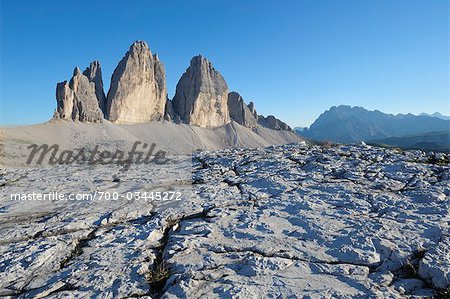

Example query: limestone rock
[55,81,74,120]
[227,91,257,128]
[106,41,167,123]
[55,67,103,122]
[164,99,181,123]
[172,55,229,127]
[247,101,258,121]
[258,115,292,131]
[83,60,106,116]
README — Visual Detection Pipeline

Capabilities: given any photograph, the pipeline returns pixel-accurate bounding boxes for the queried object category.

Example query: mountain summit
[172,55,230,127]
[106,41,167,124]
[53,41,292,132]
[300,105,450,143]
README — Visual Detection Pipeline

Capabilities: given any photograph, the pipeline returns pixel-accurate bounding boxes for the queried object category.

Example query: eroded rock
[227,91,258,128]
[172,55,229,127]
[55,67,103,122]
[83,60,107,116]
[1,144,449,297]
[247,101,258,122]
[106,41,167,123]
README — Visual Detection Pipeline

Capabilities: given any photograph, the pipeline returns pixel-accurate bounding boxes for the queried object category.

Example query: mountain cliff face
[55,67,104,122]
[106,41,167,124]
[227,92,258,128]
[53,41,292,132]
[247,102,258,121]
[369,131,450,153]
[172,55,230,127]
[301,105,450,143]
[258,115,292,131]
[83,61,107,116]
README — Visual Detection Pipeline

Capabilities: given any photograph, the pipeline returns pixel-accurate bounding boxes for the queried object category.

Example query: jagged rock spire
[55,66,103,122]
[106,41,167,123]
[52,41,293,131]
[83,60,107,116]
[172,55,229,127]
[258,115,292,131]
[227,91,258,128]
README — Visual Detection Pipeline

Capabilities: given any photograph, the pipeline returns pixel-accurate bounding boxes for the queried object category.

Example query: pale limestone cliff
[172,55,229,127]
[227,91,258,128]
[55,67,103,122]
[83,60,106,116]
[106,41,167,123]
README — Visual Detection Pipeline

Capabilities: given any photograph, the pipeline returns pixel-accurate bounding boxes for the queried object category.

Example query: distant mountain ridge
[300,105,450,144]
[418,112,450,120]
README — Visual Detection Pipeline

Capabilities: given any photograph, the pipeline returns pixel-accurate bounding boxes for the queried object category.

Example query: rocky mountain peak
[52,40,293,131]
[227,91,257,128]
[172,55,229,127]
[55,64,103,123]
[129,40,150,54]
[301,105,450,143]
[106,41,166,123]
[73,67,82,77]
[258,115,292,131]
[83,60,106,115]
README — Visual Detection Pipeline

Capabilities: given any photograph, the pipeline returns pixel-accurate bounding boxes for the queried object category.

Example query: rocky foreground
[0,143,449,298]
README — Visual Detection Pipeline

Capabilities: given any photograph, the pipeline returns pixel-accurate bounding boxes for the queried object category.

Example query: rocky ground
[0,143,449,298]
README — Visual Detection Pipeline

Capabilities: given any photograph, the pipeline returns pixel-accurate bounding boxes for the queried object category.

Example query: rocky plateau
[0,143,449,298]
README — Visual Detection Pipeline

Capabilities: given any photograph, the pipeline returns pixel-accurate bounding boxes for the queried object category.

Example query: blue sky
[1,0,448,127]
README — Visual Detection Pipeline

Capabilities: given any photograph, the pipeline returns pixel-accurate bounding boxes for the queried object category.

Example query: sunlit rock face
[172,55,229,128]
[106,41,167,124]
[55,67,103,122]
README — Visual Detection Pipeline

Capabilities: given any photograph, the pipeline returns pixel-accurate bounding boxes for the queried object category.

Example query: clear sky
[1,0,448,127]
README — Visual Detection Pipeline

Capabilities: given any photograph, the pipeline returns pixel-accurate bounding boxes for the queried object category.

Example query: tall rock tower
[55,66,104,122]
[106,41,167,123]
[227,91,258,128]
[83,60,107,116]
[172,55,229,128]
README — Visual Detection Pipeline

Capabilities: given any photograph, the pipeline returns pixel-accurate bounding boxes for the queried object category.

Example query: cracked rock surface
[0,143,449,298]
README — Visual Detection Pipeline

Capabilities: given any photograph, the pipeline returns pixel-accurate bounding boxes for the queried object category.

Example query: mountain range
[54,40,291,132]
[418,112,450,120]
[298,105,450,150]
